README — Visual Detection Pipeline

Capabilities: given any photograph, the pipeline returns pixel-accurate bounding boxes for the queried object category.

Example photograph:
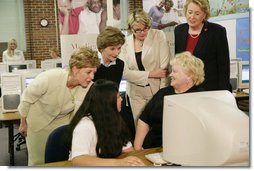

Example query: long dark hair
[66,79,131,158]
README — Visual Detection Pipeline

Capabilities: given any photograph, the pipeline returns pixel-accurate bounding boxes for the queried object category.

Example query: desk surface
[0,111,21,121]
[233,91,249,99]
[36,147,163,166]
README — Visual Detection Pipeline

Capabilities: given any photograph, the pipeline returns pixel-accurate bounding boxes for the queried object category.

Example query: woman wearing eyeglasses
[119,9,171,126]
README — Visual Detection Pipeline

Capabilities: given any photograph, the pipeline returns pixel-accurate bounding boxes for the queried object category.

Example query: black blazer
[175,21,230,91]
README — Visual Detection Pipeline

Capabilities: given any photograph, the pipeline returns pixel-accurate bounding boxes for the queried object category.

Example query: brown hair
[97,26,125,52]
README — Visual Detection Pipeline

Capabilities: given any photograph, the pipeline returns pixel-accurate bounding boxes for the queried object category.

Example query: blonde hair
[170,51,205,86]
[69,47,100,73]
[97,26,125,52]
[184,0,210,21]
[127,9,151,31]
[49,47,60,57]
[7,38,18,57]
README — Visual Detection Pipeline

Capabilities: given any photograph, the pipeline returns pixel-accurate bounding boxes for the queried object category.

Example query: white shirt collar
[98,52,116,67]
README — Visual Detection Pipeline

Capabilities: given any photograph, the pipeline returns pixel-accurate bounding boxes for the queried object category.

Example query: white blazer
[119,29,171,98]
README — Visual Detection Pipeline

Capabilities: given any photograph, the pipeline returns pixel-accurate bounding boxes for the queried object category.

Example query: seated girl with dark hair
[66,79,144,166]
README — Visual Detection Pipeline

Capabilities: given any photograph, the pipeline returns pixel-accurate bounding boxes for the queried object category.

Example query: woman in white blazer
[18,47,100,166]
[119,9,171,125]
[2,38,25,62]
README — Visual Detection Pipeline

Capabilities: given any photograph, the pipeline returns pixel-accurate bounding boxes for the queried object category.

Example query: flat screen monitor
[25,60,37,69]
[6,62,28,72]
[162,91,249,166]
[238,61,249,90]
[56,62,62,68]
[12,69,43,92]
[25,77,35,88]
[41,59,62,71]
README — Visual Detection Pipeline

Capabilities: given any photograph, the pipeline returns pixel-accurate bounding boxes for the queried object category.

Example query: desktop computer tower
[1,73,22,113]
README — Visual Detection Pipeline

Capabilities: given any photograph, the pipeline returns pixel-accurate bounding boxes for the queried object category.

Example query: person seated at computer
[66,79,145,166]
[2,38,25,62]
[134,51,205,150]
[49,47,61,59]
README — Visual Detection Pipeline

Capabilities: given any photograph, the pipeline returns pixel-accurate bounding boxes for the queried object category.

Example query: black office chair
[44,125,70,163]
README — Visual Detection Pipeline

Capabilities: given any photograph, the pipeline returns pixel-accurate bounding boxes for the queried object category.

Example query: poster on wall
[58,0,125,67]
[210,0,249,17]
[236,17,249,61]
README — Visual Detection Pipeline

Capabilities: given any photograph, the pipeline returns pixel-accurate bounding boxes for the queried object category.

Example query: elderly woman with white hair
[134,51,205,150]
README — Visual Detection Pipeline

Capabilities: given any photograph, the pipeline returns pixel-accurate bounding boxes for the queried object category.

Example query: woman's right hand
[118,156,145,166]
[19,117,28,137]
[149,68,169,79]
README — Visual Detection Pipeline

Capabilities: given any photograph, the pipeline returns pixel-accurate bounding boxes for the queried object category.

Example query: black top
[175,21,230,91]
[139,85,204,149]
[93,58,124,86]
[135,52,145,71]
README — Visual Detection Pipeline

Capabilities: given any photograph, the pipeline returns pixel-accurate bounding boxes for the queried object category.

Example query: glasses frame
[132,27,149,33]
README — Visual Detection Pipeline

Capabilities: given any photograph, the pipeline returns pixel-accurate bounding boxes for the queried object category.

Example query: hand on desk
[118,156,145,166]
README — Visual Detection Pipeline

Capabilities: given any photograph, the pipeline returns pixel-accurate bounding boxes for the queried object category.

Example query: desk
[36,147,164,166]
[233,91,249,112]
[0,111,21,166]
[233,91,249,100]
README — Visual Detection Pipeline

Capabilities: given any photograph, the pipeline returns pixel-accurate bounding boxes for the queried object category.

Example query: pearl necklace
[189,32,200,39]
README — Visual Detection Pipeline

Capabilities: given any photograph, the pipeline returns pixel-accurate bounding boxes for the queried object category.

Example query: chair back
[45,125,70,163]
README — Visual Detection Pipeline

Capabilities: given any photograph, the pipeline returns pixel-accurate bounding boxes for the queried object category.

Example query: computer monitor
[1,73,22,112]
[25,60,37,69]
[56,62,62,68]
[12,69,43,92]
[6,62,28,72]
[0,63,7,73]
[41,59,62,71]
[162,91,249,166]
[230,60,238,91]
[238,61,249,90]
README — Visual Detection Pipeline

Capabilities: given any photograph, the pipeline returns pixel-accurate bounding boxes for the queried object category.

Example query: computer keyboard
[243,89,249,94]
[145,152,170,165]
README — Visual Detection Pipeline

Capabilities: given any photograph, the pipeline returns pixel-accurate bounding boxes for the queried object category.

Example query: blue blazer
[175,21,230,91]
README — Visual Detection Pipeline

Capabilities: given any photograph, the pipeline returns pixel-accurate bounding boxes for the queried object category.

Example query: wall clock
[40,18,48,27]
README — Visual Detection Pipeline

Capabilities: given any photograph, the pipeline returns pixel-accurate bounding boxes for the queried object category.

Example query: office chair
[44,125,70,163]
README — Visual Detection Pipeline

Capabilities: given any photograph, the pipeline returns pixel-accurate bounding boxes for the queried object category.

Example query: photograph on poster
[58,0,106,35]
[58,0,126,34]
[143,0,186,30]
[58,0,88,34]
[100,0,121,32]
